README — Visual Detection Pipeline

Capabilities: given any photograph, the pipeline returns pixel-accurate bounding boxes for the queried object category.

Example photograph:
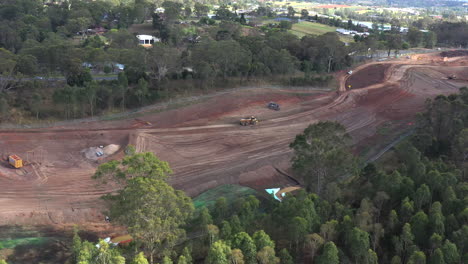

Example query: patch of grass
[193,184,257,209]
[289,21,353,42]
[359,145,372,160]
[99,95,210,121]
[377,121,394,135]
[0,237,51,249]
[290,21,337,36]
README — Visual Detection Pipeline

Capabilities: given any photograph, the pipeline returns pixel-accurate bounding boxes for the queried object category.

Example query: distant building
[336,28,369,37]
[82,62,93,69]
[155,7,165,13]
[336,28,357,35]
[185,35,201,44]
[430,15,443,19]
[114,63,125,71]
[87,26,107,35]
[136,35,160,47]
[81,62,125,73]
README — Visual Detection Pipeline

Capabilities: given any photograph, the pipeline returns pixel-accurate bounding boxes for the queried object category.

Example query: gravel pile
[82,144,121,160]
[103,144,120,155]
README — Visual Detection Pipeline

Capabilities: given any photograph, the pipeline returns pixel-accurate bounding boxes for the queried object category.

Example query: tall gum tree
[94,152,194,264]
[290,121,357,195]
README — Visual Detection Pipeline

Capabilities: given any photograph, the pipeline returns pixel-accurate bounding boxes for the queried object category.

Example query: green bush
[287,75,333,86]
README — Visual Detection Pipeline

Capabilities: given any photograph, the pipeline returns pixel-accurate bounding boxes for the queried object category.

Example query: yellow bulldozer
[240,116,258,126]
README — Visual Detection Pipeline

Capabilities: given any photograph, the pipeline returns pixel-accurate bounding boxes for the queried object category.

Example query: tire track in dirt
[0,52,466,224]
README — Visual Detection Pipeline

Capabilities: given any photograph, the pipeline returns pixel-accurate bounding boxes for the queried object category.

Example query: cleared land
[0,52,467,227]
[345,64,391,89]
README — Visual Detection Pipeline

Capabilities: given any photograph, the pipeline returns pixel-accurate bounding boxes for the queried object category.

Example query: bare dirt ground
[345,63,391,89]
[0,52,467,227]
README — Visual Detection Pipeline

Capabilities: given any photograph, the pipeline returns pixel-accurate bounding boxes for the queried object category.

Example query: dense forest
[0,0,466,123]
[0,0,347,123]
[16,86,460,264]
[0,1,467,264]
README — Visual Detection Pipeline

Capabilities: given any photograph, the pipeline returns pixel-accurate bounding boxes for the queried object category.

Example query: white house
[136,35,160,47]
[155,7,165,13]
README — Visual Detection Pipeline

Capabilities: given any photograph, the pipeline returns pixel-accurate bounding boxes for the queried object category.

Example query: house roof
[136,34,157,40]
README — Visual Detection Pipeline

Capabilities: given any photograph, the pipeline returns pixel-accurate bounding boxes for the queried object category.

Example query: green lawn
[0,237,51,249]
[290,21,337,37]
[289,21,353,42]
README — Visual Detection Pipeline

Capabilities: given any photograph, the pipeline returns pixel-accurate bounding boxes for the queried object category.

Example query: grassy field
[290,21,337,36]
[0,237,52,249]
[289,21,353,42]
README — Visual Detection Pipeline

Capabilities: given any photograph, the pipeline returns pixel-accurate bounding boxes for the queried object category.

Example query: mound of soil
[82,147,102,160]
[440,50,468,58]
[103,144,120,155]
[82,144,120,160]
[1,53,465,226]
[345,64,391,90]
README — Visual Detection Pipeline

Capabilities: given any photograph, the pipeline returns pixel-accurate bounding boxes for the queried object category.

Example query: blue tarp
[265,188,285,201]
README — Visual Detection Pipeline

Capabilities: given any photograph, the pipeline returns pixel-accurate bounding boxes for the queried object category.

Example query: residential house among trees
[136,35,161,47]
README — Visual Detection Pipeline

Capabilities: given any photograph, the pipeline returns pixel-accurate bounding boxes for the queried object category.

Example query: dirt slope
[0,52,467,225]
[345,63,391,89]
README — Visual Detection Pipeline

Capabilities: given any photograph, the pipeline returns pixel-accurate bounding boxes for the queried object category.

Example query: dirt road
[0,52,467,225]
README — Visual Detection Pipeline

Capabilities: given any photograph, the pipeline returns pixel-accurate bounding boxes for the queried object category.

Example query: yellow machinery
[240,116,258,126]
[8,155,23,168]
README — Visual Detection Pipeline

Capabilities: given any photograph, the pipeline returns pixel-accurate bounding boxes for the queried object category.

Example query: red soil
[0,52,467,227]
[345,64,391,90]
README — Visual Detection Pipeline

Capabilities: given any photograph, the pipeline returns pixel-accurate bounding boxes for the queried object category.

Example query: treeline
[0,0,352,123]
[320,3,466,27]
[430,22,468,48]
[0,0,465,124]
[313,5,466,49]
[47,87,468,264]
[383,0,465,8]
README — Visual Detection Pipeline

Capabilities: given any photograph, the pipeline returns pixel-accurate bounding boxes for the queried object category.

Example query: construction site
[0,50,467,229]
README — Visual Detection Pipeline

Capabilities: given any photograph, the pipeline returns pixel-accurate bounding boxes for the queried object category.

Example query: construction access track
[0,51,468,226]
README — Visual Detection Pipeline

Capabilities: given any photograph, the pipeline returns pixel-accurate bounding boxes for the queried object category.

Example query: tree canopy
[290,121,357,193]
